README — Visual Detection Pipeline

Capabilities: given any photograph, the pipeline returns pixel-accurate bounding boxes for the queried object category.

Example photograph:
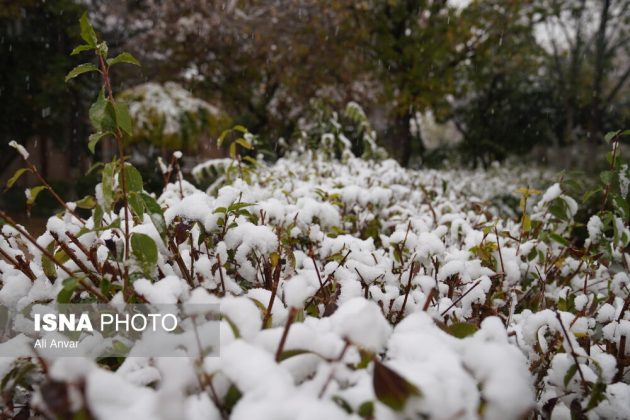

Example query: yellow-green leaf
[26,185,48,206]
[5,168,31,191]
[235,138,252,149]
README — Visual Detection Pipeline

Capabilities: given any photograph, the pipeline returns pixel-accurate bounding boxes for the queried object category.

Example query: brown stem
[396,261,415,324]
[318,341,350,398]
[312,256,324,288]
[275,307,297,362]
[216,255,226,296]
[66,231,104,275]
[354,268,369,298]
[304,250,352,308]
[555,311,589,393]
[422,288,436,311]
[0,247,36,280]
[20,158,85,224]
[168,238,194,287]
[51,233,101,287]
[494,226,505,278]
[98,54,131,299]
[440,280,481,317]
[263,260,282,327]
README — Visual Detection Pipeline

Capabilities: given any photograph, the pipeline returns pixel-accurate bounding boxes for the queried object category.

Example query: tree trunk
[389,110,413,167]
[590,0,611,141]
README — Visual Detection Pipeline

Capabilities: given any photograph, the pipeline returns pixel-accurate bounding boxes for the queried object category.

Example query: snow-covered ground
[1,147,630,419]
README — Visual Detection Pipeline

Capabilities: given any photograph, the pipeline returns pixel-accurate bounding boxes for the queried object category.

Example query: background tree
[454,0,554,166]
[0,0,87,179]
[353,0,474,165]
[91,0,370,146]
[539,0,630,144]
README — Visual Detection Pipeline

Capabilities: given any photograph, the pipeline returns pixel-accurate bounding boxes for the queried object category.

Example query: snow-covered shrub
[120,81,230,151]
[295,99,387,161]
[2,15,630,420]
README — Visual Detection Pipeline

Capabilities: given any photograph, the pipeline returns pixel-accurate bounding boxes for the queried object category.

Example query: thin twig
[275,307,297,362]
[555,311,589,392]
[396,261,415,324]
[440,280,482,317]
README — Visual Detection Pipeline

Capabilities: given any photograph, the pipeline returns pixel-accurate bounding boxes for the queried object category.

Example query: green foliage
[131,232,158,277]
[296,100,387,161]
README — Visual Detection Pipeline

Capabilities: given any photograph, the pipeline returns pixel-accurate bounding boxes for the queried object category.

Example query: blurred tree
[351,0,474,165]
[0,0,88,178]
[539,0,630,143]
[454,0,554,166]
[91,0,369,149]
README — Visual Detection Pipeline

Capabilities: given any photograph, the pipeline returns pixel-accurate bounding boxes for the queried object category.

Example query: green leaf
[93,204,104,228]
[586,382,607,411]
[141,193,166,237]
[604,130,621,144]
[549,232,569,246]
[42,242,58,280]
[357,401,374,418]
[71,44,93,55]
[57,278,79,303]
[131,233,158,276]
[124,164,143,193]
[223,385,242,414]
[446,322,479,338]
[79,12,98,47]
[89,89,116,132]
[600,170,613,186]
[114,102,133,135]
[88,132,109,154]
[5,168,31,191]
[101,161,117,210]
[332,396,353,414]
[65,63,99,82]
[106,52,140,67]
[277,349,312,362]
[373,359,421,411]
[128,192,144,220]
[222,315,241,338]
[228,202,254,211]
[26,185,48,206]
[563,364,578,387]
[549,198,569,221]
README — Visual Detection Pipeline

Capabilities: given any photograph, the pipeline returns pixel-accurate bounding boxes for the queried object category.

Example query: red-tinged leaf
[373,359,421,411]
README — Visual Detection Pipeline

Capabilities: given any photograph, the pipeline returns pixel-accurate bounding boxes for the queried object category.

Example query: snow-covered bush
[120,81,230,151]
[2,15,630,420]
[296,100,387,161]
